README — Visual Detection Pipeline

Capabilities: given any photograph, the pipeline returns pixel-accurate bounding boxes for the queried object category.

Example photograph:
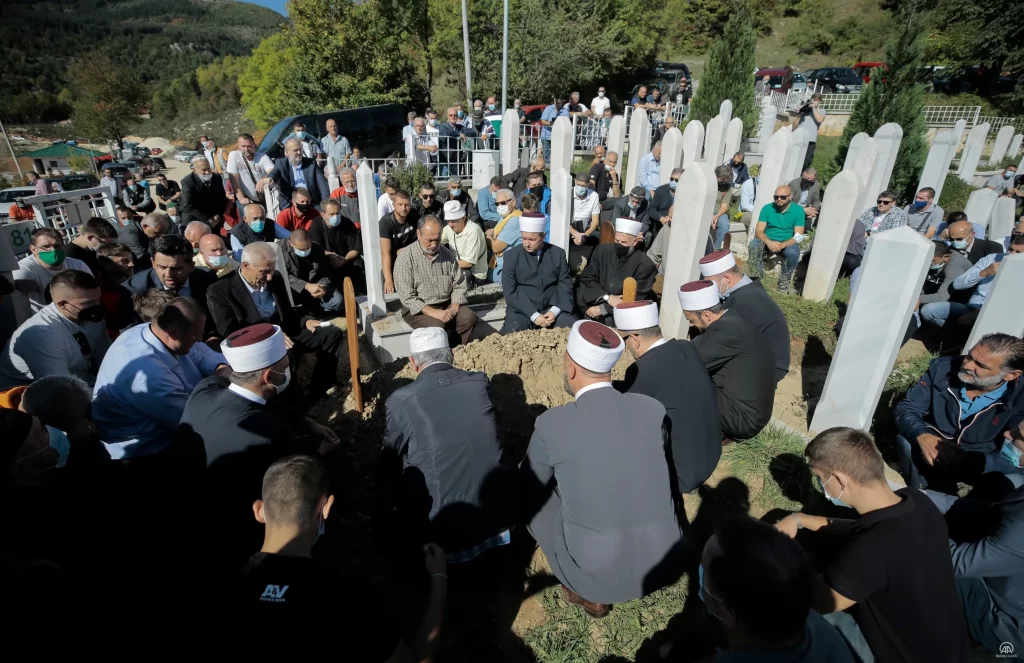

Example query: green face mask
[37,249,66,266]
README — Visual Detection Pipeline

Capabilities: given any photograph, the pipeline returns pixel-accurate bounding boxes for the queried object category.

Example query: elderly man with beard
[577,218,657,326]
[180,157,227,229]
[895,333,1024,494]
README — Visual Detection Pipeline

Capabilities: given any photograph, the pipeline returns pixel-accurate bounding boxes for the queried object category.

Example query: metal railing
[923,106,983,127]
[16,186,118,247]
[978,116,1020,132]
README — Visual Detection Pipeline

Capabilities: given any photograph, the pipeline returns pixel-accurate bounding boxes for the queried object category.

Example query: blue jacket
[895,355,1024,454]
[270,156,330,207]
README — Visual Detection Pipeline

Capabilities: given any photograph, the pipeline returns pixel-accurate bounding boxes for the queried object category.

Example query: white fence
[979,116,1021,132]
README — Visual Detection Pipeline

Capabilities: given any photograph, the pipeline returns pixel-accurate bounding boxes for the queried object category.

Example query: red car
[853,62,887,84]
[519,104,550,141]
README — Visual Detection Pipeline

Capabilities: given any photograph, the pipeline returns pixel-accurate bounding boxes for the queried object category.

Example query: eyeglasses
[670,178,680,183]
[877,199,893,205]
[773,195,790,200]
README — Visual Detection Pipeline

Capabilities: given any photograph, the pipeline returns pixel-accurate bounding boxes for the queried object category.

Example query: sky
[241,0,288,16]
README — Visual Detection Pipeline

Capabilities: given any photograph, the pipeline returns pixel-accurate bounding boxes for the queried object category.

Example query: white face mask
[497,204,510,217]
[598,91,605,98]
[272,366,291,394]
[198,173,213,183]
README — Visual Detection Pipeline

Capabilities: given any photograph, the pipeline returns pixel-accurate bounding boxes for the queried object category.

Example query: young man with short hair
[775,427,968,663]
[66,217,118,275]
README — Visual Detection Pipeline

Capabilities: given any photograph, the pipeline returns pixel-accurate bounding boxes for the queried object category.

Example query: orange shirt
[8,204,35,221]
[276,206,321,232]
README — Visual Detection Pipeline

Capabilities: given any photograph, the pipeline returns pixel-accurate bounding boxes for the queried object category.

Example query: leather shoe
[561,585,610,619]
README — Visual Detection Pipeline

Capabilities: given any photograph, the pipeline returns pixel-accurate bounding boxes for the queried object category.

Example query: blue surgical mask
[47,425,70,468]
[295,131,306,139]
[130,184,139,190]
[929,262,944,271]
[293,247,311,258]
[249,219,265,233]
[1002,439,1023,469]
[457,110,465,119]
[327,214,341,227]
[913,200,928,210]
[951,238,968,250]
[574,185,588,197]
[819,475,850,508]
[669,181,678,191]
[488,104,496,111]
[207,254,229,268]
[450,188,461,198]
[1006,170,1015,180]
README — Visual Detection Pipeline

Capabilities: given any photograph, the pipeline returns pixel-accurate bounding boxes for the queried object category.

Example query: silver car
[0,186,37,219]
[791,72,808,94]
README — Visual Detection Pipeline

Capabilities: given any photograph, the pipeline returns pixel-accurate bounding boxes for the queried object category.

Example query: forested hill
[0,0,284,122]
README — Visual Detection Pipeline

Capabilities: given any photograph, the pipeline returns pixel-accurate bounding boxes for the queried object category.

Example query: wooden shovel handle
[599,220,615,244]
[622,277,637,303]
[343,277,362,413]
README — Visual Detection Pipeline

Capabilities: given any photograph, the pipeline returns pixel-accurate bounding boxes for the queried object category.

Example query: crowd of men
[3,96,1023,660]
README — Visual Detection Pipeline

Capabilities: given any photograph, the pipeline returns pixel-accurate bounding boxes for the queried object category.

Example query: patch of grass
[811,135,842,187]
[757,271,846,349]
[723,423,817,515]
[939,173,974,213]
[884,350,936,395]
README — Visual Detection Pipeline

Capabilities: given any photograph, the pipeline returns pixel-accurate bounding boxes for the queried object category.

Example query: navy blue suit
[270,157,330,207]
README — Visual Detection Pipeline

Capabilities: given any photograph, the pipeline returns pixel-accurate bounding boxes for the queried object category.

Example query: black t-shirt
[824,488,967,663]
[65,242,99,275]
[379,212,419,259]
[238,553,400,659]
[155,181,181,210]
[589,163,612,201]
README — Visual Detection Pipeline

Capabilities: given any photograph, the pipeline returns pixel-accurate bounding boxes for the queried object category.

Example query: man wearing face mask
[476,175,503,228]
[66,217,117,275]
[539,97,566,162]
[775,427,967,663]
[986,163,1018,196]
[895,334,1024,494]
[917,240,973,330]
[590,86,610,117]
[435,174,480,225]
[184,221,211,253]
[788,167,821,225]
[1001,218,1024,251]
[13,228,94,313]
[712,164,735,250]
[226,133,274,217]
[93,296,229,459]
[588,146,618,203]
[271,139,330,209]
[329,167,361,228]
[937,234,1024,333]
[280,229,343,314]
[577,218,657,325]
[486,190,523,283]
[308,198,364,290]
[946,218,1004,264]
[121,176,155,215]
[230,203,291,261]
[611,186,651,239]
[282,121,325,160]
[503,155,546,197]
[194,234,239,279]
[276,188,322,232]
[569,171,601,248]
[180,157,227,228]
[199,136,227,174]
[0,269,111,388]
[903,187,945,237]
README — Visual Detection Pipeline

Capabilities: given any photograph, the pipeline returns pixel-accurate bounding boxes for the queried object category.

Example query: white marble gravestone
[810,227,932,433]
[964,253,1024,350]
[802,170,863,302]
[963,188,999,232]
[988,125,1016,166]
[549,116,574,177]
[500,108,520,174]
[758,98,776,149]
[863,123,902,204]
[326,156,340,192]
[1009,134,1024,161]
[660,127,684,185]
[724,117,743,164]
[951,119,967,162]
[703,116,725,165]
[357,163,385,318]
[606,116,626,177]
[548,167,572,253]
[844,133,878,220]
[682,120,705,170]
[788,127,810,181]
[751,126,793,227]
[719,99,733,128]
[659,165,718,339]
[958,123,991,183]
[918,130,955,201]
[625,107,651,192]
[988,197,1016,240]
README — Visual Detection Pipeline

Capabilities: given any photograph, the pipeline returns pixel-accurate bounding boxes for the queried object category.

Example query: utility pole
[0,117,24,180]
[501,0,509,111]
[461,0,472,106]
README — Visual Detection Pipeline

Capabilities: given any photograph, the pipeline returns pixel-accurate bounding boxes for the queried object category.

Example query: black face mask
[530,185,545,197]
[74,304,105,323]
[295,203,311,213]
[614,243,634,258]
[731,161,741,168]
[717,181,731,192]
[801,178,814,190]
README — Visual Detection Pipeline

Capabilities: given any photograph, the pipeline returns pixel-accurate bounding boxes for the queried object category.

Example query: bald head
[244,204,266,223]
[948,220,976,246]
[198,233,226,255]
[184,221,211,248]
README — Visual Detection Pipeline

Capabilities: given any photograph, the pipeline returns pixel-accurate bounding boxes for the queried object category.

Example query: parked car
[653,61,692,84]
[44,174,100,193]
[108,161,142,179]
[791,72,809,94]
[0,186,36,219]
[805,67,863,93]
[132,146,151,157]
[853,61,886,84]
[258,103,408,160]
[174,150,199,163]
[152,157,166,169]
[627,80,672,103]
[755,67,795,93]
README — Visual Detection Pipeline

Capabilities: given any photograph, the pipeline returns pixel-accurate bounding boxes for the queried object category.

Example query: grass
[940,173,974,213]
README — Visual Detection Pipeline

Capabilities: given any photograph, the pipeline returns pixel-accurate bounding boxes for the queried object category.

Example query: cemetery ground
[298,271,941,662]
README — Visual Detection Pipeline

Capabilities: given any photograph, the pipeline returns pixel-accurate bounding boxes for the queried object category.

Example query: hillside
[0,0,284,121]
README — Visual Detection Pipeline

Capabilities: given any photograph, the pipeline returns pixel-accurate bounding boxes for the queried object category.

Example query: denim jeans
[748,237,800,287]
[320,284,344,313]
[823,610,875,663]
[920,301,973,327]
[713,215,731,249]
[542,138,551,162]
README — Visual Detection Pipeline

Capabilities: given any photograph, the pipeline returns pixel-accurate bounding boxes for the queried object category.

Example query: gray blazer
[789,177,822,210]
[521,385,684,604]
[919,250,973,306]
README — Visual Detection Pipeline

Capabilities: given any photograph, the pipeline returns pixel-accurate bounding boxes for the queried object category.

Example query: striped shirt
[393,244,468,315]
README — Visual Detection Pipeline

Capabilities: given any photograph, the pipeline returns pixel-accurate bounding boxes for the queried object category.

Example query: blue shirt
[637,152,660,193]
[319,134,352,164]
[92,323,226,459]
[952,252,1005,308]
[516,186,551,215]
[292,163,307,189]
[477,186,500,224]
[959,382,1009,420]
[242,271,277,320]
[491,214,523,283]
[540,104,558,140]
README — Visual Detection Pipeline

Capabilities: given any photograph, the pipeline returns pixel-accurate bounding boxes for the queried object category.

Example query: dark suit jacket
[965,238,1005,266]
[180,172,228,223]
[123,266,217,332]
[788,176,822,210]
[436,189,480,224]
[271,157,330,207]
[206,269,304,338]
[501,243,573,319]
[648,184,674,233]
[725,279,791,382]
[611,196,651,235]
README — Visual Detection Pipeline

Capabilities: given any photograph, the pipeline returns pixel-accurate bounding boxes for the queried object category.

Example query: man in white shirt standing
[13,227,93,313]
[226,133,274,218]
[0,269,111,389]
[591,86,611,117]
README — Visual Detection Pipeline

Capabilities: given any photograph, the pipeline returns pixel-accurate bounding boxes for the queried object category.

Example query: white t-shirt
[225,150,274,201]
[591,96,611,116]
[571,190,602,231]
[13,255,93,313]
[378,192,395,218]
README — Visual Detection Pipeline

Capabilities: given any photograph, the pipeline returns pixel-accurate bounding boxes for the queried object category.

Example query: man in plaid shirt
[857,189,908,236]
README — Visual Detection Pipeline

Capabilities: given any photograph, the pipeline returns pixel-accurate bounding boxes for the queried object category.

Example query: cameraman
[791,93,826,171]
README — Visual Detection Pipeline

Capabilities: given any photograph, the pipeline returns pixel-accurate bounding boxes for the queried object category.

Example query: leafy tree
[239,33,298,130]
[658,0,776,55]
[833,4,929,202]
[67,54,145,150]
[688,0,760,138]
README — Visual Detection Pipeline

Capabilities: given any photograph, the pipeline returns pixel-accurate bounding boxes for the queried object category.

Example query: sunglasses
[773,195,789,200]
[496,199,513,205]
[877,199,893,205]
[421,194,434,199]
[670,178,679,183]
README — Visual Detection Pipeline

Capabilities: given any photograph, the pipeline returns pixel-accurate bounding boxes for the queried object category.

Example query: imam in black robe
[691,311,776,440]
[724,278,791,382]
[617,339,722,493]
[577,243,657,326]
[500,243,577,333]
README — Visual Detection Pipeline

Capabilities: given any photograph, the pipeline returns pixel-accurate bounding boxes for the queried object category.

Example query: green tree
[688,0,760,138]
[239,33,300,130]
[833,4,929,201]
[68,54,144,150]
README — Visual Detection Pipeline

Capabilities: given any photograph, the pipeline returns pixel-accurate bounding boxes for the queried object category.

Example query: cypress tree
[832,3,929,201]
[688,0,759,137]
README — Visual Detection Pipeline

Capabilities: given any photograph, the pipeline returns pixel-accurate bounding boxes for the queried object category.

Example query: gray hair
[496,188,514,201]
[671,167,684,177]
[230,368,267,386]
[22,374,92,429]
[411,347,454,370]
[240,241,276,266]
[802,167,817,177]
[284,138,301,151]
[339,167,356,179]
[653,140,663,149]
[713,164,733,181]
[191,156,210,168]
[184,221,211,237]
[140,211,168,231]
